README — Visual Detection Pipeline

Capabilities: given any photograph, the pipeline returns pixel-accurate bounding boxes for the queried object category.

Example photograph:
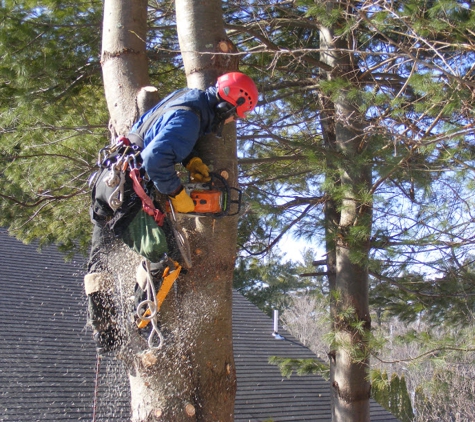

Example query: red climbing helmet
[216,72,258,118]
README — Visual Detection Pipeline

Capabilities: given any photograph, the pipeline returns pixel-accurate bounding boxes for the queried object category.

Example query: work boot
[87,291,122,354]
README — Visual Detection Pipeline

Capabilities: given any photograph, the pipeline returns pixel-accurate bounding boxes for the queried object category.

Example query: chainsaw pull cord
[129,167,165,226]
[135,260,164,350]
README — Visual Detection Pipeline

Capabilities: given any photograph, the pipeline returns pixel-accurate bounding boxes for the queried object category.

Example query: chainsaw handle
[226,186,242,217]
[209,172,243,217]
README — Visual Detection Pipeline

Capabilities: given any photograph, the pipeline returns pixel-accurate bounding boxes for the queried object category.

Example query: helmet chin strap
[212,102,236,137]
[211,97,246,137]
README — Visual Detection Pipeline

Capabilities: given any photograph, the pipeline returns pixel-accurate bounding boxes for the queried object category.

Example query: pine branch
[239,154,306,165]
[269,356,330,380]
[369,270,475,299]
[240,203,316,256]
[0,190,86,208]
[10,153,91,167]
[372,346,475,365]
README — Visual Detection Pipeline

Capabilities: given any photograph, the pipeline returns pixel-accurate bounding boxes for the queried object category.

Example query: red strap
[129,168,165,226]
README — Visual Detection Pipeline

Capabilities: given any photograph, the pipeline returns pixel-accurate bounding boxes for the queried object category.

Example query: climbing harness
[135,259,182,350]
[90,138,177,351]
[129,167,165,226]
[93,137,166,227]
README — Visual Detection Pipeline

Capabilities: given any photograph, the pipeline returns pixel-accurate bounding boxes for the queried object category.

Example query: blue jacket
[130,87,219,194]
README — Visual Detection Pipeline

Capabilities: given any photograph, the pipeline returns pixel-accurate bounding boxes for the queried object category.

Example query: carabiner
[105,165,120,188]
[108,170,126,211]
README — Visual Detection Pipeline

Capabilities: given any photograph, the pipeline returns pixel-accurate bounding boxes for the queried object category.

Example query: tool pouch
[120,209,168,262]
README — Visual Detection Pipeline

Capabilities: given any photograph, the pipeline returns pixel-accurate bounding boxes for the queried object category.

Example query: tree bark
[319,2,372,421]
[101,0,158,138]
[174,0,239,420]
[101,0,239,420]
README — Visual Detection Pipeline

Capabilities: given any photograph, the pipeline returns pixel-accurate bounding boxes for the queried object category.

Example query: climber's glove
[185,157,211,183]
[169,186,195,213]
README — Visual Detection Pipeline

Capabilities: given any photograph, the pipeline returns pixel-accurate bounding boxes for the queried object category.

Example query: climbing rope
[92,352,101,422]
[135,259,182,350]
[136,260,165,350]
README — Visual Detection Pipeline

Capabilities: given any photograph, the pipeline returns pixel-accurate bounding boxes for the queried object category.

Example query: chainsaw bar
[167,199,193,269]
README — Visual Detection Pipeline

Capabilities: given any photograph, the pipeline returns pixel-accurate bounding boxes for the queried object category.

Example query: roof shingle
[0,227,399,421]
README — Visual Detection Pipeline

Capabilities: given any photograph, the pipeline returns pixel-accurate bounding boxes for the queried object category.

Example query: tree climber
[84,72,259,353]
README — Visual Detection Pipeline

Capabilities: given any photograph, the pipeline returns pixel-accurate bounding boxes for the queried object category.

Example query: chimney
[272,309,284,340]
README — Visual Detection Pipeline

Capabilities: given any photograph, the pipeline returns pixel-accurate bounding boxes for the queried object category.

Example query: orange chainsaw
[186,172,242,217]
[165,172,242,269]
[169,172,242,217]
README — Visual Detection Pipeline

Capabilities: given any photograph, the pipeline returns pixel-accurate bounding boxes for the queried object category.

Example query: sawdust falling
[92,240,223,419]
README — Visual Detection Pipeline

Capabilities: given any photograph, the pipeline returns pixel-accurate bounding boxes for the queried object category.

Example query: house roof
[232,291,399,422]
[0,227,399,421]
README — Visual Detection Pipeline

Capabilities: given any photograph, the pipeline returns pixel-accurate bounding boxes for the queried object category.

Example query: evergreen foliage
[234,248,327,316]
[371,370,414,422]
[228,0,475,333]
[226,0,475,417]
[0,1,106,252]
[268,355,330,380]
[0,1,185,253]
[3,0,475,417]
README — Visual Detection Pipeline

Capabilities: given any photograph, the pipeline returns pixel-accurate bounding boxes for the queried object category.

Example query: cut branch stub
[212,39,240,72]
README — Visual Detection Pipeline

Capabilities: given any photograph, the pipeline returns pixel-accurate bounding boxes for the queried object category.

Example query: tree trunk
[174,0,239,420]
[101,0,238,420]
[319,2,372,421]
[101,0,158,138]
